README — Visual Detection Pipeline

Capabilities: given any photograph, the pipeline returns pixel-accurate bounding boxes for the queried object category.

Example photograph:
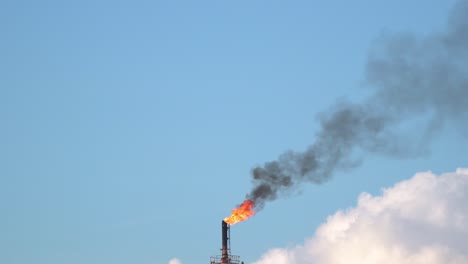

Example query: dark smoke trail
[247,0,468,210]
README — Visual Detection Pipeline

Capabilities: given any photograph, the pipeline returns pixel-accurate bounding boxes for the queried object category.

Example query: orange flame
[224,200,256,225]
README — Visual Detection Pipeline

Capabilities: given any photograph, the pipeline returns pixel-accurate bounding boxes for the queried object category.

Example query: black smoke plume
[248,0,468,210]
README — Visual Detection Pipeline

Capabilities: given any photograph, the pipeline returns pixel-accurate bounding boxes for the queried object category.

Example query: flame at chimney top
[224,200,256,225]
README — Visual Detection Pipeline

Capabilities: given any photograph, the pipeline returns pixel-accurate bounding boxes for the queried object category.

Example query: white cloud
[168,258,182,264]
[254,168,468,264]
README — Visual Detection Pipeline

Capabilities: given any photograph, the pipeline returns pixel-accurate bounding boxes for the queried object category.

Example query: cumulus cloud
[254,168,468,264]
[168,258,182,264]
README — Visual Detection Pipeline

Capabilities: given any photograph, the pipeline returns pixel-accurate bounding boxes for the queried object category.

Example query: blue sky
[1,1,465,264]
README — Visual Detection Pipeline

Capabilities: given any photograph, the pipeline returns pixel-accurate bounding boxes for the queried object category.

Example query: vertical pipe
[222,220,229,263]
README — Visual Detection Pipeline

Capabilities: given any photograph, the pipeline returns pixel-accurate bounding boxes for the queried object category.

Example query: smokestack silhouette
[247,0,468,210]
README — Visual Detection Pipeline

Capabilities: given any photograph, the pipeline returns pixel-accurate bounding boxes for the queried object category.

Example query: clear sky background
[1,1,465,264]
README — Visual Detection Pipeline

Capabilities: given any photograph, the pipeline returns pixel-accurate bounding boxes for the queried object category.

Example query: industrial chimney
[210,220,243,264]
[221,220,229,263]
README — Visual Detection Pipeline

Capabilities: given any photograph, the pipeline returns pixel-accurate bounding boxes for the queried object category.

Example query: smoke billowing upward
[248,0,468,210]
